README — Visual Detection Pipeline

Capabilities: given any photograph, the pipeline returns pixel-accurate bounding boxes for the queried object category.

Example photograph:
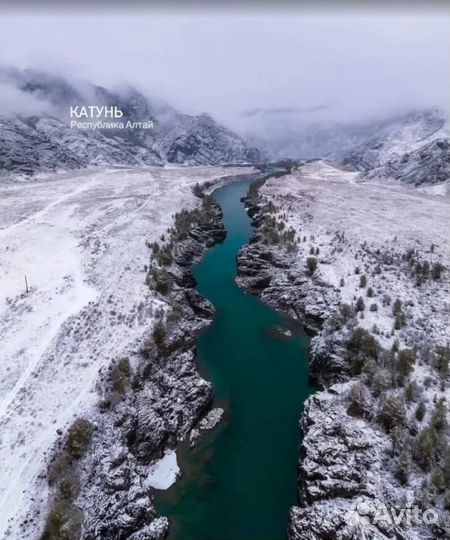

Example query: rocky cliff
[343,109,450,187]
[364,138,450,187]
[237,162,450,540]
[26,178,249,540]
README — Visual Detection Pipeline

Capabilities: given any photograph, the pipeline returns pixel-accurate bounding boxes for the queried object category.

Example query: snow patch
[146,450,180,490]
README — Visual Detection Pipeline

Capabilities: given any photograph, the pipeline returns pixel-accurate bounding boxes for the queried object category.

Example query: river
[156,175,313,540]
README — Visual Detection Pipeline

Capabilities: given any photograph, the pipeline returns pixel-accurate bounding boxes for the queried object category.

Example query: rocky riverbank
[33,175,254,540]
[237,161,450,540]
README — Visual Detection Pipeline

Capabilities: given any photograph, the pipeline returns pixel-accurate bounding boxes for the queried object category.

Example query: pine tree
[378,394,405,432]
[398,348,416,378]
[431,398,447,432]
[414,426,439,470]
[396,448,412,485]
[436,346,450,379]
[415,400,426,421]
[306,257,317,275]
[153,320,166,349]
[356,296,365,312]
[432,261,444,280]
[347,382,372,418]
[393,298,402,316]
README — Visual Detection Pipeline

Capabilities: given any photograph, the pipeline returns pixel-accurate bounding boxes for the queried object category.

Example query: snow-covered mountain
[363,137,450,186]
[0,67,261,175]
[239,106,449,187]
[343,110,445,167]
[237,108,449,179]
[342,110,449,186]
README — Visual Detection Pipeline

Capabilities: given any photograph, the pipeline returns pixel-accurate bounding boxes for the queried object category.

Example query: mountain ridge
[239,106,448,169]
[0,67,261,176]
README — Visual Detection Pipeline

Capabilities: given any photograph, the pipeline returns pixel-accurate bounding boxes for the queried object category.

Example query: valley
[156,177,313,540]
[0,67,448,540]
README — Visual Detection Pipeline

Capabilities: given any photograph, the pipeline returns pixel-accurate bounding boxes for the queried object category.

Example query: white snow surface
[0,165,252,538]
[145,450,180,490]
[261,160,450,348]
[260,161,449,538]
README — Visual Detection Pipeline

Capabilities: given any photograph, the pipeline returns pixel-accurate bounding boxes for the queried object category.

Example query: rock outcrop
[236,169,450,540]
[365,138,450,187]
[343,109,450,187]
[35,187,234,540]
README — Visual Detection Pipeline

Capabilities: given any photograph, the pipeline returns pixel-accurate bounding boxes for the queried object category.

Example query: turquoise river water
[156,176,313,540]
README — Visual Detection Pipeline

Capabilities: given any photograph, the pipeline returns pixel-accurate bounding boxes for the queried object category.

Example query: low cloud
[0,10,447,130]
[0,83,50,116]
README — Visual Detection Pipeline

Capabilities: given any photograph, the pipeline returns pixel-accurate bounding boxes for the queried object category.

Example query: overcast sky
[0,9,448,127]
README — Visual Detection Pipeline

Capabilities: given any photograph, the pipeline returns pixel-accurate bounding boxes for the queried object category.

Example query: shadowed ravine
[156,176,313,540]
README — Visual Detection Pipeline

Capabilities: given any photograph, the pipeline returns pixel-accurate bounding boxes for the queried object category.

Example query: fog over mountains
[0,66,448,189]
[229,104,449,187]
[0,67,261,175]
[236,106,448,159]
[1,12,447,173]
[343,109,449,185]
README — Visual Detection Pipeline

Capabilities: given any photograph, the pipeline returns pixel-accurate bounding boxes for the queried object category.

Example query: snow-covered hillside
[0,67,261,175]
[256,161,449,347]
[363,137,450,187]
[237,108,449,169]
[237,160,450,539]
[343,109,448,170]
[0,165,252,538]
[343,109,450,188]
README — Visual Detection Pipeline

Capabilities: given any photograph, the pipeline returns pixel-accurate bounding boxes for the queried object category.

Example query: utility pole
[25,275,29,294]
